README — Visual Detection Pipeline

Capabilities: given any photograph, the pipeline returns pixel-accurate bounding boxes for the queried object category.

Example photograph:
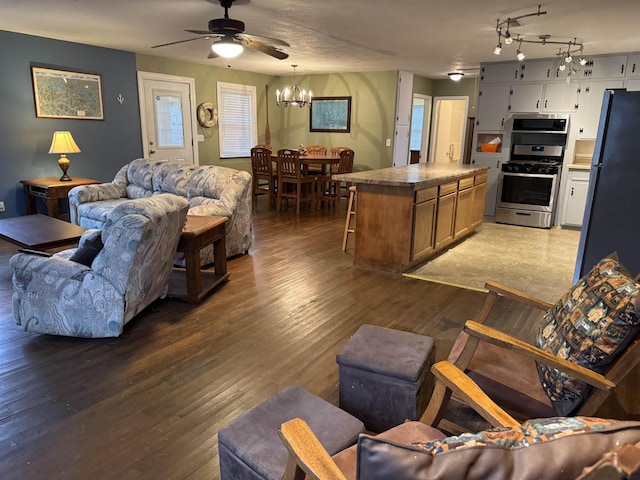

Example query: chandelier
[493,4,587,70]
[276,65,312,108]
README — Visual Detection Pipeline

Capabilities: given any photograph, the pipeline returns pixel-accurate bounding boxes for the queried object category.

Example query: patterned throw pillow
[535,254,640,415]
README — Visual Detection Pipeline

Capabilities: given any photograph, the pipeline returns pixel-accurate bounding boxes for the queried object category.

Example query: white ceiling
[2,0,639,79]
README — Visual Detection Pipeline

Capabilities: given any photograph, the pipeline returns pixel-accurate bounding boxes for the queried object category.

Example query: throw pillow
[69,230,104,267]
[535,254,640,415]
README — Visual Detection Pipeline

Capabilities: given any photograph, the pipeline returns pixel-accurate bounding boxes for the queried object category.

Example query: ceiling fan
[151,0,289,60]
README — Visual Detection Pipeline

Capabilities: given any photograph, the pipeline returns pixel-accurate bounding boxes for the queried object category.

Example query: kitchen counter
[335,163,489,273]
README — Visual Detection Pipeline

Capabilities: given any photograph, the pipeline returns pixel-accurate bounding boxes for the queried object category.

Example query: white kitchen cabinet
[480,62,519,83]
[574,80,624,138]
[471,156,502,216]
[626,78,640,91]
[561,169,590,227]
[509,84,543,113]
[582,55,628,79]
[519,60,556,82]
[542,82,581,112]
[476,84,510,131]
[628,53,640,77]
[395,70,413,125]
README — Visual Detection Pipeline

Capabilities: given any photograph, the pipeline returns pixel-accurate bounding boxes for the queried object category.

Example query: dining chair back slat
[251,146,276,210]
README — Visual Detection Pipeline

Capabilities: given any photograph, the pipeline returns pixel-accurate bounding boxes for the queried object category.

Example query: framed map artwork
[31,67,104,120]
[310,96,351,133]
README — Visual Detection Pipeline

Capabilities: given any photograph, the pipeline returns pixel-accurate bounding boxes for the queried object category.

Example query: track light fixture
[493,5,588,68]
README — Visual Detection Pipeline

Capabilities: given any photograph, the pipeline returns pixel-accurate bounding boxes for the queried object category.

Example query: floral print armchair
[11,194,189,338]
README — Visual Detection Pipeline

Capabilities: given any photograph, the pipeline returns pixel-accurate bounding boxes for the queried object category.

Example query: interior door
[429,97,469,163]
[138,71,198,164]
[410,94,432,164]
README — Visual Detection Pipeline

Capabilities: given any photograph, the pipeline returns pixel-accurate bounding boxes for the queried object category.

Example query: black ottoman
[218,385,364,480]
[336,324,436,433]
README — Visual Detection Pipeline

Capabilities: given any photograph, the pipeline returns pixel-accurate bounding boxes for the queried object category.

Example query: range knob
[526,166,532,173]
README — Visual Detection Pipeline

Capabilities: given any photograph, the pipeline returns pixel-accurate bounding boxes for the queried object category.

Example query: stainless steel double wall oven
[496,115,569,228]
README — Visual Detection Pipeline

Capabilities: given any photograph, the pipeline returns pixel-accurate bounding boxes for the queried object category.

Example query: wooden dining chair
[318,149,354,210]
[251,146,276,210]
[277,149,316,215]
[306,145,327,174]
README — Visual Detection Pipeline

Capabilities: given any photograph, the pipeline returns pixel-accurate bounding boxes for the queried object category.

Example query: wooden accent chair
[277,148,316,215]
[318,149,354,210]
[420,254,640,436]
[251,146,276,211]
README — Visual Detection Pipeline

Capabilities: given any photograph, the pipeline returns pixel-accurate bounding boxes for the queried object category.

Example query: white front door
[429,97,469,163]
[137,71,198,164]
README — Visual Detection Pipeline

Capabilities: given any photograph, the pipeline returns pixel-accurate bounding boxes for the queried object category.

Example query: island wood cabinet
[337,165,489,273]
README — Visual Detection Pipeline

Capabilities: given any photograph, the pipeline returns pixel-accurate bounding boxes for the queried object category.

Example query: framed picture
[310,96,351,133]
[31,67,104,120]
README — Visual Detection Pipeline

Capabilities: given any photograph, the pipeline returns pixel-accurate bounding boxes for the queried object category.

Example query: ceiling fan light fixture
[211,40,244,58]
[448,72,464,81]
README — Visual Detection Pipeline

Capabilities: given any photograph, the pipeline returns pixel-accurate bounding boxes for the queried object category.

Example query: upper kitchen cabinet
[509,84,543,113]
[626,78,640,91]
[476,84,510,131]
[542,82,581,112]
[582,55,628,78]
[480,62,519,83]
[395,71,413,125]
[628,53,640,77]
[574,79,625,138]
[519,60,557,82]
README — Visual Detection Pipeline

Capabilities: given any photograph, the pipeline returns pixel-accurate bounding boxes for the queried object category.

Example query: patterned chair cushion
[535,254,640,415]
[68,229,104,267]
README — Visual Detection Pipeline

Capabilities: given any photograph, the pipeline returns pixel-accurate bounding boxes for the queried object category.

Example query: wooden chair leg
[342,186,356,252]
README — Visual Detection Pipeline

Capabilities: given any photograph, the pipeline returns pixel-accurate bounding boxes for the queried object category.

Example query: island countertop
[333,163,489,189]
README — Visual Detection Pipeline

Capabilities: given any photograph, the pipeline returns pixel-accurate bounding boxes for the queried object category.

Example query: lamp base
[58,155,72,182]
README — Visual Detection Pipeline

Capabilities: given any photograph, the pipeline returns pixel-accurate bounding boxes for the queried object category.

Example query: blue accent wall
[0,30,143,218]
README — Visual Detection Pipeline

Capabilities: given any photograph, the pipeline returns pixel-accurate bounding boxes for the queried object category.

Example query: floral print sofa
[68,158,252,260]
[11,194,189,338]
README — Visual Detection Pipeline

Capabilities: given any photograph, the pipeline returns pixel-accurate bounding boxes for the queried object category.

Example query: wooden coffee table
[168,215,229,304]
[0,214,86,250]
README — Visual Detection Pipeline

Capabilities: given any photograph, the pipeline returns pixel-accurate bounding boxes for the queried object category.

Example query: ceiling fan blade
[185,29,220,35]
[240,33,290,48]
[208,50,219,59]
[151,36,213,48]
[240,37,289,60]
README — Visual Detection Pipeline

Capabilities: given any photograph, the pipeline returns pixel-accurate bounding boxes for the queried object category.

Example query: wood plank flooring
[0,200,638,479]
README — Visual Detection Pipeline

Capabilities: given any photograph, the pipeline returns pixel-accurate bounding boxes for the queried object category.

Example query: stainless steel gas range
[495,115,569,229]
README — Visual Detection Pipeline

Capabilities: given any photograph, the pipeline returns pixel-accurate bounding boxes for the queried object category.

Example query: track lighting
[559,63,566,71]
[492,5,587,67]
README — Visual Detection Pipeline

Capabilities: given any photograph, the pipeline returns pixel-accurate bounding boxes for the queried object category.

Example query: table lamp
[48,131,81,181]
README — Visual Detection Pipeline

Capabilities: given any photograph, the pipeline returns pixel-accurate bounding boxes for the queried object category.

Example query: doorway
[137,71,199,164]
[429,97,469,163]
[409,94,432,164]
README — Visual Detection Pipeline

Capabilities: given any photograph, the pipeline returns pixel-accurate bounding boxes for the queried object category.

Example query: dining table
[270,152,341,175]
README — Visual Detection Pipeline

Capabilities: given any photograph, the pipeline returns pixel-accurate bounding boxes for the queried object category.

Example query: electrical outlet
[0,201,5,212]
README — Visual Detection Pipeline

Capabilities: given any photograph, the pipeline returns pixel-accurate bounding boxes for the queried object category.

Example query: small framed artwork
[31,67,104,120]
[310,96,351,133]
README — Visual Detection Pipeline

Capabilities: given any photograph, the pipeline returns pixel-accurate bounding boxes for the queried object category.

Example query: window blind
[217,82,257,158]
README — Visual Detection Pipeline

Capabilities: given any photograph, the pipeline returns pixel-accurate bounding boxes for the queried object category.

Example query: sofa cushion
[152,163,196,197]
[125,158,164,198]
[535,254,640,415]
[69,230,104,267]
[356,417,640,480]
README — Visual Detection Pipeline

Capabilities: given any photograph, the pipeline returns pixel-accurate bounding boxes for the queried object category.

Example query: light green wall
[433,77,479,116]
[413,75,435,96]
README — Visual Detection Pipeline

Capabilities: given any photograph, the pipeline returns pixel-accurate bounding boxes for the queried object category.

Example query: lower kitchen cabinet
[411,187,436,259]
[453,177,474,239]
[435,182,457,250]
[471,173,488,229]
[562,169,590,227]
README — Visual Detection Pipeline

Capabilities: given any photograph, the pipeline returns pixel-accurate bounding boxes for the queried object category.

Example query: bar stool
[342,185,356,251]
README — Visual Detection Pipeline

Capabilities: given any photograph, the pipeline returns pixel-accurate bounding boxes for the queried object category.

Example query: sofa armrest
[11,252,91,282]
[187,203,233,218]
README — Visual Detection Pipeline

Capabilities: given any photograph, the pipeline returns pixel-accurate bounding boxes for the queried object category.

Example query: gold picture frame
[31,67,104,120]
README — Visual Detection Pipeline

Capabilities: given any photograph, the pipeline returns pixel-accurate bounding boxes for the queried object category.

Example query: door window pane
[155,94,185,147]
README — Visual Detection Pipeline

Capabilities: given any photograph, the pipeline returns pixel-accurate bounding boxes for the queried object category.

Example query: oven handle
[500,171,558,179]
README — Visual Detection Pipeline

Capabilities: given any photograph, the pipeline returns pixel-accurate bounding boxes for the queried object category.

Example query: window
[217,81,257,158]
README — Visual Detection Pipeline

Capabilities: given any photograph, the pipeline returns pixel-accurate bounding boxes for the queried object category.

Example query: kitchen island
[333,163,489,273]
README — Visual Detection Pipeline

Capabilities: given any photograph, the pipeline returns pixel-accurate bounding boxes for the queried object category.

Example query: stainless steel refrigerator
[574,89,640,281]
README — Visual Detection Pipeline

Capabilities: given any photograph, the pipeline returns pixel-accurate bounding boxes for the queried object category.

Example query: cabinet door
[626,78,640,91]
[395,71,413,125]
[471,181,487,228]
[542,83,580,112]
[562,172,590,227]
[480,62,519,83]
[520,60,555,82]
[434,193,456,250]
[509,84,543,113]
[476,85,510,131]
[583,55,628,79]
[628,54,640,78]
[412,198,436,259]
[471,157,501,216]
[574,80,625,138]
[454,187,473,239]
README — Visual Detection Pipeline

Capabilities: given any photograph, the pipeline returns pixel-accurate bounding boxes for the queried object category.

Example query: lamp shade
[49,131,81,154]
[211,41,244,58]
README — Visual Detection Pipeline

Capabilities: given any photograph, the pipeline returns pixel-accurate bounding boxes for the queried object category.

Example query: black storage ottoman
[336,324,436,433]
[218,385,364,480]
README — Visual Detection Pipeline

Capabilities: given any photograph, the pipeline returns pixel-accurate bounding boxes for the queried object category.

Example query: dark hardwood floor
[1,200,638,479]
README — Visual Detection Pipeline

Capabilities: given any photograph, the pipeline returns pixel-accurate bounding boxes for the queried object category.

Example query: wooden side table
[168,215,229,304]
[21,177,100,220]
